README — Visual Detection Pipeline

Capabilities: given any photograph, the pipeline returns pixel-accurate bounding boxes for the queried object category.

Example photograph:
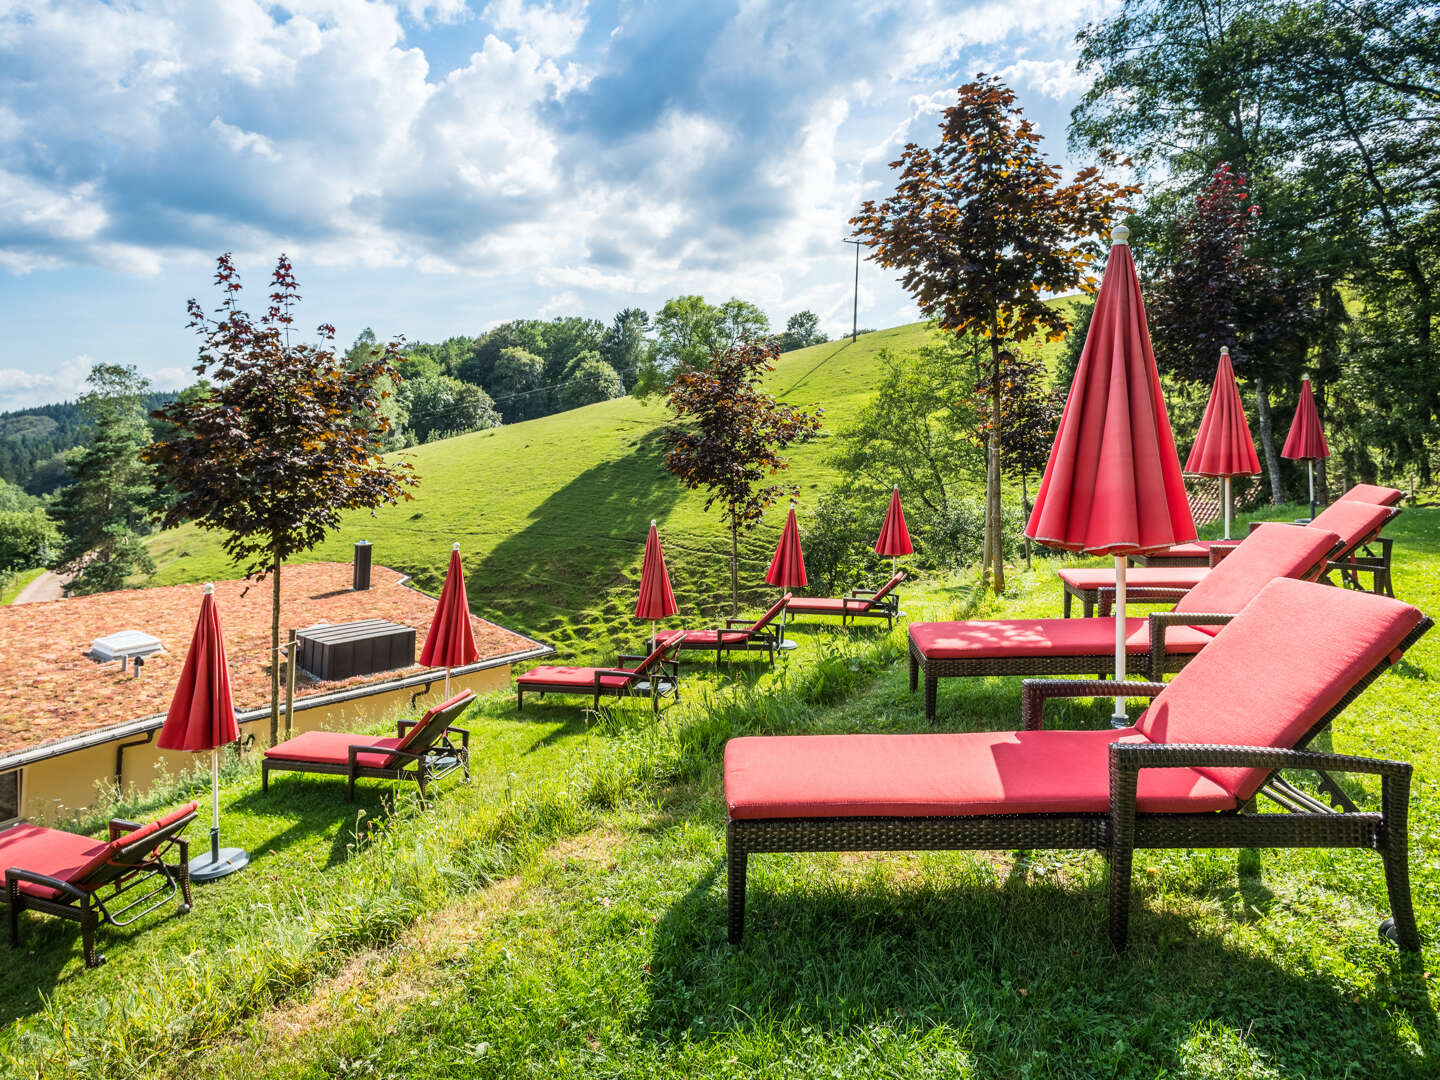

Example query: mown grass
[10,504,1437,1078]
[143,316,1072,660]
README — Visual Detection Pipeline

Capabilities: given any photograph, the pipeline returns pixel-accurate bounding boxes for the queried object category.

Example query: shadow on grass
[644,855,1437,1078]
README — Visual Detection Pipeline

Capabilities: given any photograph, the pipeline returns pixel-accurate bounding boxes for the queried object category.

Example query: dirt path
[12,570,69,604]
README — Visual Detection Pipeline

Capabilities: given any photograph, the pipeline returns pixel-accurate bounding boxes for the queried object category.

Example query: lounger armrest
[616,653,648,664]
[1020,679,1167,731]
[4,867,89,903]
[850,588,879,597]
[107,818,145,840]
[1206,543,1240,567]
[1109,742,1410,780]
[593,668,637,686]
[1146,611,1234,680]
[347,743,428,770]
[723,619,753,628]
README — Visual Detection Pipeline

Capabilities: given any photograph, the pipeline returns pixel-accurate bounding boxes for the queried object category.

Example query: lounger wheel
[94,953,107,966]
[179,903,192,915]
[1380,917,1399,945]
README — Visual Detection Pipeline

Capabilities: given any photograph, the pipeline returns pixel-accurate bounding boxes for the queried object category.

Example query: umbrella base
[189,847,249,882]
[777,639,799,652]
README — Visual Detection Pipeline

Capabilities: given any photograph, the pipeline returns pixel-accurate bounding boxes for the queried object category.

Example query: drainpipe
[114,729,155,790]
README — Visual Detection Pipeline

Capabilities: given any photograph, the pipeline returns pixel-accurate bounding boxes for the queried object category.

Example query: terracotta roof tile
[0,563,539,758]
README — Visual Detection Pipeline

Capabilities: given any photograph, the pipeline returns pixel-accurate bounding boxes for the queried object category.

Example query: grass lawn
[0,568,43,605]
[143,316,1071,661]
[7,503,1438,1078]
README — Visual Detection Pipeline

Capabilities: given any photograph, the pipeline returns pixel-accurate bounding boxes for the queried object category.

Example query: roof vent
[90,630,164,676]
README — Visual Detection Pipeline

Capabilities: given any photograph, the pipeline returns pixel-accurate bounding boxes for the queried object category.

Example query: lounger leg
[80,898,103,968]
[1064,591,1072,618]
[261,761,269,793]
[1380,772,1421,950]
[727,826,748,945]
[517,689,523,712]
[924,675,938,721]
[1084,597,1095,619]
[6,879,18,949]
[461,747,472,783]
[177,838,193,913]
[908,652,918,693]
[1108,768,1138,951]
[347,766,357,803]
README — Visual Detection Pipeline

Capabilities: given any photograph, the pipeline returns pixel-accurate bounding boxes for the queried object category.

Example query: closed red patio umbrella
[1025,225,1197,723]
[636,520,679,650]
[157,583,248,882]
[1282,375,1330,520]
[1186,347,1261,539]
[873,486,913,571]
[421,543,479,696]
[765,501,806,646]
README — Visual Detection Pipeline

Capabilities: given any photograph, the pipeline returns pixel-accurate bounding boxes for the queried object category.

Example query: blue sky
[0,0,1111,410]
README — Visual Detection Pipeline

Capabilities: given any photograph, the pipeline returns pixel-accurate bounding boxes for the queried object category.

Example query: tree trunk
[270,555,281,746]
[729,512,740,615]
[986,340,1005,594]
[1252,372,1283,505]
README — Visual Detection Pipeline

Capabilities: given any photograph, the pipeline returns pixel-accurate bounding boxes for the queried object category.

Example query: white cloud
[997,57,1092,101]
[0,354,94,410]
[482,0,588,55]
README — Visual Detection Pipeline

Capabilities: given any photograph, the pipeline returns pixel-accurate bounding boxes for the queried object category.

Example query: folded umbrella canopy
[636,520,679,651]
[765,501,807,647]
[1025,225,1197,723]
[874,486,914,571]
[156,583,248,882]
[1186,347,1261,539]
[1282,375,1330,521]
[420,543,479,696]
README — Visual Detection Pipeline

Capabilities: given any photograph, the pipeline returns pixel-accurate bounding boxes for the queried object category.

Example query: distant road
[12,570,70,604]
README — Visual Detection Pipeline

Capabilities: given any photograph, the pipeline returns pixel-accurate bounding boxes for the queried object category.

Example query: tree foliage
[403,373,501,443]
[489,347,549,421]
[851,76,1136,591]
[779,311,828,351]
[147,254,416,741]
[55,363,160,595]
[558,355,624,411]
[662,340,822,610]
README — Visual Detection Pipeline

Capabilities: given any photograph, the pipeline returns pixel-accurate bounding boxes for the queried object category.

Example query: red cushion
[394,691,472,754]
[1306,500,1392,557]
[265,730,406,767]
[786,597,856,614]
[516,666,634,690]
[725,728,1235,819]
[1,824,113,899]
[907,617,1213,659]
[1137,578,1424,799]
[1172,523,1338,622]
[1058,567,1208,591]
[1339,484,1402,507]
[870,571,906,602]
[751,594,790,632]
[657,629,753,648]
[1141,541,1220,559]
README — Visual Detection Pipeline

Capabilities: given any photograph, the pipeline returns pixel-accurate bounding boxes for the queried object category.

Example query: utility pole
[843,239,861,342]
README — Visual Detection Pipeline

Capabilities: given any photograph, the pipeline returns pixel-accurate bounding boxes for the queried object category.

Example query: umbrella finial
[452,541,460,551]
[1302,373,1311,382]
[1110,224,1130,245]
[203,582,214,595]
[1220,346,1229,356]
[651,519,657,527]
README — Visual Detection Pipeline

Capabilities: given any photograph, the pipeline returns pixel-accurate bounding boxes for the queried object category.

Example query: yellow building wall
[10,665,511,824]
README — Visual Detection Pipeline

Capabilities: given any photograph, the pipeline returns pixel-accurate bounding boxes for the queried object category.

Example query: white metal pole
[1112,554,1128,725]
[210,746,221,864]
[444,667,451,697]
[1223,476,1232,540]
[1308,461,1316,520]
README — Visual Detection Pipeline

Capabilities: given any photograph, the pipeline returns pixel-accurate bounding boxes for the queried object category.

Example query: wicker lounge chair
[517,637,683,712]
[786,571,906,628]
[655,596,789,668]
[262,691,474,800]
[3,801,198,968]
[725,578,1431,950]
[908,523,1339,721]
[1060,500,1391,617]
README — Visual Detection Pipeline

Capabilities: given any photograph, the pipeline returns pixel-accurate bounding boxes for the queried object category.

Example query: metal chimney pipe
[353,541,372,591]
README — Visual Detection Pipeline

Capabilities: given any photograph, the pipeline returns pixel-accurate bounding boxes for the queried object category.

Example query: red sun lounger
[908,523,1339,720]
[786,571,906,628]
[3,801,198,968]
[262,691,474,800]
[517,636,683,712]
[655,595,790,668]
[725,578,1431,950]
[1058,500,1391,617]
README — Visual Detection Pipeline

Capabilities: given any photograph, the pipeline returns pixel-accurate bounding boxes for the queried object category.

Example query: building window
[0,770,17,825]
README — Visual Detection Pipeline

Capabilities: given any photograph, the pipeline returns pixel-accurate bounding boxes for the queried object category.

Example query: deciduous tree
[147,254,416,743]
[851,76,1135,592]
[662,341,822,611]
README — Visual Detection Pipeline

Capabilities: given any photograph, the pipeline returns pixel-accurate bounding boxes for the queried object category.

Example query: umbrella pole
[1308,461,1316,521]
[1222,477,1232,540]
[444,667,451,697]
[210,747,221,865]
[1112,555,1128,727]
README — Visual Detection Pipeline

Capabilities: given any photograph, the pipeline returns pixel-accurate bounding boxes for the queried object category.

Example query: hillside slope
[147,315,1070,656]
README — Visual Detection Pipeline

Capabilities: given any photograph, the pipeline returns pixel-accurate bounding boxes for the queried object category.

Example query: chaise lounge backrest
[1306,499,1396,558]
[629,635,681,676]
[863,571,906,607]
[1339,484,1403,508]
[387,691,475,765]
[1136,578,1426,800]
[748,594,791,634]
[1170,523,1340,625]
